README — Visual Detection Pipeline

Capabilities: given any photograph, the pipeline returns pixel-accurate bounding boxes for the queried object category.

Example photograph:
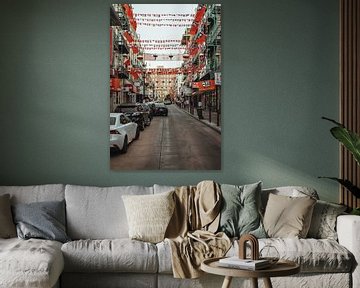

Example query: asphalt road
[110,105,221,170]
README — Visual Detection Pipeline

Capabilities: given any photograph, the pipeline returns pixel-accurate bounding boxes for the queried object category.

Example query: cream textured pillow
[263,193,316,238]
[122,191,175,243]
[0,194,16,238]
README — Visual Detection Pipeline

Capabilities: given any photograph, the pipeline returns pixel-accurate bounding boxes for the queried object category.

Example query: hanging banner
[123,4,137,31]
[189,24,198,35]
[123,31,134,43]
[110,78,121,91]
[131,45,139,54]
[194,5,206,23]
[196,33,207,44]
[192,80,216,91]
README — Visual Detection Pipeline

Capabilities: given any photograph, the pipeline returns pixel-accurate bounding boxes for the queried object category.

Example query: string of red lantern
[134,13,195,17]
[138,43,185,46]
[133,45,185,48]
[135,18,193,22]
[140,47,186,50]
[138,39,182,43]
[124,67,205,75]
[137,23,191,27]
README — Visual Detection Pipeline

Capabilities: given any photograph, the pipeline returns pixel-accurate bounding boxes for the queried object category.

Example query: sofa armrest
[337,215,360,288]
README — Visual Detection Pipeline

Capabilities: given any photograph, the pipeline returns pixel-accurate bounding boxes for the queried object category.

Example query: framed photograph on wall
[110,4,221,170]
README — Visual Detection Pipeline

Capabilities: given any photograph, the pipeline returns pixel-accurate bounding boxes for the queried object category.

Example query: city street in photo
[110,4,221,170]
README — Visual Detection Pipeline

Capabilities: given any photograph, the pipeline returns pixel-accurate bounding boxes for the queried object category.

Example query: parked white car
[110,113,139,153]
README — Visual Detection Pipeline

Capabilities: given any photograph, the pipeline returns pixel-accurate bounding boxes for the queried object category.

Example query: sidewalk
[175,104,221,134]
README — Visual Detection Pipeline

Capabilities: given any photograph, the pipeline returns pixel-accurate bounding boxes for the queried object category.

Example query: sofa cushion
[264,238,353,273]
[225,238,354,273]
[158,237,353,274]
[156,240,173,274]
[261,186,319,213]
[307,200,347,240]
[122,191,175,243]
[218,182,266,238]
[65,185,153,239]
[61,239,158,273]
[263,193,316,238]
[0,184,65,204]
[0,238,64,288]
[0,194,16,238]
[12,200,70,243]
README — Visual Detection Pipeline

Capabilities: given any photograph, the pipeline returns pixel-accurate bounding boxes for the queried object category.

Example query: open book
[218,257,271,270]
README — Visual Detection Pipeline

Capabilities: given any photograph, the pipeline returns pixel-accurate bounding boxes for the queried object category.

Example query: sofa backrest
[153,184,176,194]
[65,184,154,240]
[0,184,65,204]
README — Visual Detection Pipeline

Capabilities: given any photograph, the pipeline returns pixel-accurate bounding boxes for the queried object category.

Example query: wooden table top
[201,257,300,278]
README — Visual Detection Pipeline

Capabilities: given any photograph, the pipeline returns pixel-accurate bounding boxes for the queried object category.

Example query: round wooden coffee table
[201,257,300,288]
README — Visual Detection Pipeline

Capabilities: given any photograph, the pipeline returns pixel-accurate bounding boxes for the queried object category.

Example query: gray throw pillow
[12,200,70,243]
[307,200,347,240]
[0,194,17,238]
[218,182,266,238]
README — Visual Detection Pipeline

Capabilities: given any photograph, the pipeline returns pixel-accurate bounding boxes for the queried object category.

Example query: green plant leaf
[322,116,344,127]
[318,177,360,198]
[330,127,360,165]
[351,208,360,215]
[322,117,360,165]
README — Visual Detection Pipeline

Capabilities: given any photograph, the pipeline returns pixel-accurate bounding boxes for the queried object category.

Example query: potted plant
[320,117,360,215]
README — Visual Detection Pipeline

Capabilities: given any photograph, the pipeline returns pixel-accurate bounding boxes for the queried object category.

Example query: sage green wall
[0,0,339,202]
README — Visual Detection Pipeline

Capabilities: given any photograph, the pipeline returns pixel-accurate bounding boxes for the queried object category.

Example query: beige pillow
[122,191,175,243]
[263,193,316,238]
[0,194,17,238]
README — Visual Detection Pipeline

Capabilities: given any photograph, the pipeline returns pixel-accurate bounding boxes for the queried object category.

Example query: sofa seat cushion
[228,238,354,273]
[62,239,158,273]
[157,238,353,274]
[0,238,64,288]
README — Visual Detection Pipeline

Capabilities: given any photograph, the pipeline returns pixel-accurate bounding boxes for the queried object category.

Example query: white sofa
[0,183,359,288]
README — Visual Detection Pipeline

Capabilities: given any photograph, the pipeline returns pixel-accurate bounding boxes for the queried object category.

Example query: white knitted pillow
[122,191,175,243]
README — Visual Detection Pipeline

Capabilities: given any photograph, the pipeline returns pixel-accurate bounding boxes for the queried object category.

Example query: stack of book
[218,257,271,270]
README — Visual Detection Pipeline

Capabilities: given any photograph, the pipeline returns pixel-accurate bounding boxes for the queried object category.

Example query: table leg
[221,276,232,288]
[251,278,258,288]
[263,277,273,288]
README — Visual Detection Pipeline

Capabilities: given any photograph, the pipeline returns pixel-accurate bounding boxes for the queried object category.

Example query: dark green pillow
[12,200,70,243]
[218,182,266,238]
